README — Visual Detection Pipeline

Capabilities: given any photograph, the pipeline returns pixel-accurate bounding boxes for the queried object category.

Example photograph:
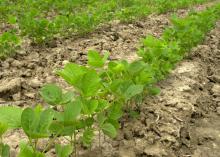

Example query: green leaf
[101,122,117,138]
[0,106,23,129]
[55,144,73,157]
[137,69,155,85]
[0,122,8,137]
[18,142,45,157]
[97,112,106,126]
[108,61,126,73]
[64,99,82,124]
[127,61,146,76]
[49,121,64,135]
[0,143,10,157]
[21,107,54,139]
[81,128,94,147]
[37,109,54,135]
[21,108,35,137]
[148,87,161,95]
[88,50,109,68]
[124,84,144,101]
[58,63,87,86]
[82,99,98,115]
[76,70,101,97]
[108,103,123,120]
[96,99,109,112]
[8,15,17,24]
[60,91,75,104]
[39,84,62,106]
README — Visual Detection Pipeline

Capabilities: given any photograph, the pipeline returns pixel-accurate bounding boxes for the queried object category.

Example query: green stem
[28,138,35,152]
[74,131,77,157]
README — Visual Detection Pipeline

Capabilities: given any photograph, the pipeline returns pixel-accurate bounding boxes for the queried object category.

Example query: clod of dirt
[143,144,168,157]
[119,148,136,157]
[0,78,22,97]
[211,84,220,96]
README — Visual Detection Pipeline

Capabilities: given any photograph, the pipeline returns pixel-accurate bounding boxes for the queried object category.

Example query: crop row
[0,3,220,157]
[0,0,214,59]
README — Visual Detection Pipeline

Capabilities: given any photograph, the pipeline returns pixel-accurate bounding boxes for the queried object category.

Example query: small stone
[27,63,36,69]
[211,84,220,96]
[144,144,167,156]
[178,85,191,92]
[17,50,27,55]
[11,60,23,67]
[12,93,21,101]
[212,75,220,83]
[45,76,56,83]
[2,62,10,69]
[62,60,69,65]
[25,92,35,99]
[30,78,42,88]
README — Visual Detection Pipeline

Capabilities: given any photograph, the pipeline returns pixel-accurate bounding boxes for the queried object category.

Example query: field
[0,0,220,157]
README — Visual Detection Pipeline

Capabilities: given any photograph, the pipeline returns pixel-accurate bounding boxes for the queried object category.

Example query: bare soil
[0,2,220,157]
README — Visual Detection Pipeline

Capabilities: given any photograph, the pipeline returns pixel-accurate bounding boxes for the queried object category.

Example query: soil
[1,1,220,157]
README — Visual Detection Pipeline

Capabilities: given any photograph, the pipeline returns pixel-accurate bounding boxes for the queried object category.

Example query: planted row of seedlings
[0,3,220,157]
[0,0,214,58]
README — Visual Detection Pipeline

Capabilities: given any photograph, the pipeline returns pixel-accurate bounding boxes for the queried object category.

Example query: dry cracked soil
[0,1,220,157]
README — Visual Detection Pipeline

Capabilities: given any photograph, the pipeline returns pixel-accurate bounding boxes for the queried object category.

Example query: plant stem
[74,131,77,157]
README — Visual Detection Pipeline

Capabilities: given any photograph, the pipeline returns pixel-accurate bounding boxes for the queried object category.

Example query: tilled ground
[0,1,216,107]
[1,1,220,157]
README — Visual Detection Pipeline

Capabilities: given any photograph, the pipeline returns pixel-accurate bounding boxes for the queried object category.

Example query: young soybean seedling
[20,105,54,156]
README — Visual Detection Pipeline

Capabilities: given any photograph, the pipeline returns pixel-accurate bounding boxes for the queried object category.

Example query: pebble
[30,78,42,88]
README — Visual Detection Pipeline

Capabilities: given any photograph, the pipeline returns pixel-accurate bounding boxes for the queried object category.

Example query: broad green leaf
[18,142,45,157]
[108,103,123,120]
[81,128,94,147]
[127,61,146,76]
[105,119,120,130]
[0,143,10,157]
[49,121,64,135]
[0,106,23,129]
[101,122,117,138]
[88,50,109,68]
[37,109,54,136]
[97,112,106,126]
[21,108,54,139]
[82,117,94,128]
[96,99,109,112]
[58,63,87,86]
[55,144,73,157]
[108,61,126,73]
[124,84,144,101]
[64,100,82,124]
[39,84,62,106]
[21,108,35,137]
[0,122,8,137]
[137,69,155,85]
[76,70,101,97]
[82,99,98,115]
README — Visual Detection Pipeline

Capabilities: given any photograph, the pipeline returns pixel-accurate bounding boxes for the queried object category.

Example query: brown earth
[1,1,220,157]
